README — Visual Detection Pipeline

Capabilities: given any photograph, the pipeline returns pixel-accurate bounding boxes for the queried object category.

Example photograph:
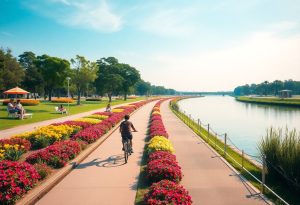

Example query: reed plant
[258,127,300,189]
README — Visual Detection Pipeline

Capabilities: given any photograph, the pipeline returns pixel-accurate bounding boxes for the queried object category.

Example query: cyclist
[120,114,137,153]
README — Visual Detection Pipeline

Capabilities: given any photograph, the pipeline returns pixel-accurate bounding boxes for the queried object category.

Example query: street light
[66,77,71,115]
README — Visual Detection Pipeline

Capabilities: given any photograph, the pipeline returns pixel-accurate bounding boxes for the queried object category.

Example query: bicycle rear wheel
[124,141,129,163]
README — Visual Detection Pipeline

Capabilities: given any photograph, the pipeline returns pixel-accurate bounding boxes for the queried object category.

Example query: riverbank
[236,96,300,107]
[170,97,299,205]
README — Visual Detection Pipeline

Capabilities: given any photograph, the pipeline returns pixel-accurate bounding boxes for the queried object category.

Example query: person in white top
[16,100,25,119]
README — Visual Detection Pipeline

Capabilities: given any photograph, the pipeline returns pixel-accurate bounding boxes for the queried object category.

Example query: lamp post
[66,77,71,115]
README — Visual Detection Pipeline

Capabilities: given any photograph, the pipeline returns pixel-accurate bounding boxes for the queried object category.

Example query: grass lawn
[0,97,144,130]
[236,96,300,107]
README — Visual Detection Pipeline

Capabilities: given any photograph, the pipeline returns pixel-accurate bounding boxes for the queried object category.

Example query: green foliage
[35,54,71,100]
[234,80,300,96]
[95,57,124,101]
[70,55,98,105]
[135,79,151,96]
[34,163,52,180]
[151,85,176,95]
[0,48,25,93]
[19,51,44,97]
[236,96,300,107]
[259,128,300,189]
[119,63,140,100]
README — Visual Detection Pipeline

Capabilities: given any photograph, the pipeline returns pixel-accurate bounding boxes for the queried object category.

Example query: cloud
[138,8,197,37]
[23,0,122,32]
[0,31,13,37]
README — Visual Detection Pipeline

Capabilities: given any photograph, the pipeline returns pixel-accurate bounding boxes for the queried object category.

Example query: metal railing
[172,105,290,205]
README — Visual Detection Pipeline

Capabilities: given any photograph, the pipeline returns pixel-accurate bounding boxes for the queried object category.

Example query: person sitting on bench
[58,104,67,113]
[16,100,25,119]
[7,99,18,115]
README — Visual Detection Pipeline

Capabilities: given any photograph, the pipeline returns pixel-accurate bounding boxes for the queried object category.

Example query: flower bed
[147,158,182,183]
[84,114,109,120]
[112,108,124,113]
[0,160,40,204]
[52,121,93,129]
[148,151,176,162]
[144,180,192,205]
[2,99,40,106]
[1,99,153,204]
[26,140,84,168]
[14,125,81,149]
[142,99,192,204]
[147,136,174,154]
[85,98,102,101]
[73,118,102,124]
[0,138,31,161]
[51,98,74,103]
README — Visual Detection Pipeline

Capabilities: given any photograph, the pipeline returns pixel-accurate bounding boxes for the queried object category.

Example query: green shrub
[34,163,52,180]
[86,98,102,101]
[258,127,300,188]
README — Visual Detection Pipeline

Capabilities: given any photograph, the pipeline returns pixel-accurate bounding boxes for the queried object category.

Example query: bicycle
[123,138,132,163]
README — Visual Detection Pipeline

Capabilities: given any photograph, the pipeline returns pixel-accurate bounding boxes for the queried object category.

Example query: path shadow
[228,172,269,203]
[71,154,126,169]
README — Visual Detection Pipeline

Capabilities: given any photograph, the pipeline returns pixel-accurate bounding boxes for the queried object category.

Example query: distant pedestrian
[106,103,111,112]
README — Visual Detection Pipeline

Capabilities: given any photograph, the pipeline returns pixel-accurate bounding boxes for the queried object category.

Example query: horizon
[1,0,300,92]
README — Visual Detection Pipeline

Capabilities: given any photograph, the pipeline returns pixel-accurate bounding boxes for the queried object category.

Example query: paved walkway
[36,101,156,205]
[0,101,140,139]
[160,101,269,205]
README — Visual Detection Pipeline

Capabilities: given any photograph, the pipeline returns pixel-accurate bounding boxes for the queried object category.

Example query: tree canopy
[234,80,300,96]
[35,55,71,100]
[19,51,43,98]
[0,48,24,93]
[71,55,98,105]
[0,48,177,99]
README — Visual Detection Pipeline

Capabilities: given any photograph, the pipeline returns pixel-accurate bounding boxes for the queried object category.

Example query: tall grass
[258,127,300,189]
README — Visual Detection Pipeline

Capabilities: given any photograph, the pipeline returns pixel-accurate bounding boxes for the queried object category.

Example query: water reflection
[178,96,300,156]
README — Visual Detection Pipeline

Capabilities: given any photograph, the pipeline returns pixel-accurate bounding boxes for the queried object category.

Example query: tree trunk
[77,88,81,105]
[48,89,52,101]
[124,93,127,101]
[33,88,37,100]
[108,93,112,102]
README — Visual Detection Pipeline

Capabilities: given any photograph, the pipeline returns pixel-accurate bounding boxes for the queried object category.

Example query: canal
[178,96,300,156]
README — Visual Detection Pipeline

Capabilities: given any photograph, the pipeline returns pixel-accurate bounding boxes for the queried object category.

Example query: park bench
[23,113,33,119]
[7,108,18,118]
[55,106,68,114]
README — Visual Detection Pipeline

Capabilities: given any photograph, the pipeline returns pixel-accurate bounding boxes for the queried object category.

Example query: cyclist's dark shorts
[122,133,133,141]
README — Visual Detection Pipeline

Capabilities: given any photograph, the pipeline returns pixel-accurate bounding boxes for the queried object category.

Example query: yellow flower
[73,118,101,124]
[152,111,160,115]
[112,109,124,113]
[147,136,175,154]
[4,144,10,149]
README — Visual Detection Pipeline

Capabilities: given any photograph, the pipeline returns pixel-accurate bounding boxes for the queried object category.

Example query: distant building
[279,90,292,98]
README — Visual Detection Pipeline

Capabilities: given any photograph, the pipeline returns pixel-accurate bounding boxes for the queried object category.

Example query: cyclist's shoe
[122,147,124,151]
[130,149,134,153]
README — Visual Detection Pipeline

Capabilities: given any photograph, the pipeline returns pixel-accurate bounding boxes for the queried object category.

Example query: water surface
[178,96,300,156]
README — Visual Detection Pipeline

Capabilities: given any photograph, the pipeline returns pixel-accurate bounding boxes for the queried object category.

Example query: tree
[0,48,24,94]
[95,57,124,102]
[135,79,151,95]
[19,51,44,99]
[70,55,98,105]
[119,64,140,100]
[36,55,71,101]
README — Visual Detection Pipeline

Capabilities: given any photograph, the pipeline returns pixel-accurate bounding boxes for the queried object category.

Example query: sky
[0,0,300,92]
